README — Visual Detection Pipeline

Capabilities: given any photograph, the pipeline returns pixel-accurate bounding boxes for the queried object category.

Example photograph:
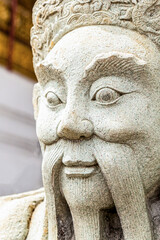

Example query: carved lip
[64,166,98,178]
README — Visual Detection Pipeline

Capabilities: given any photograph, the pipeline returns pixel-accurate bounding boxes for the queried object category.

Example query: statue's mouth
[62,153,98,178]
[64,165,98,178]
[62,151,98,178]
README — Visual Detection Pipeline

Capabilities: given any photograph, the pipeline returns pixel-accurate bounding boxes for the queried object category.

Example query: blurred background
[0,0,43,196]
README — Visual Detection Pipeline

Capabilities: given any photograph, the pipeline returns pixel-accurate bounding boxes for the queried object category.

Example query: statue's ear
[33,83,41,120]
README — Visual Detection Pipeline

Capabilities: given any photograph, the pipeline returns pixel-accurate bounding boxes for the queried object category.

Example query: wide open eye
[46,91,62,107]
[92,87,121,105]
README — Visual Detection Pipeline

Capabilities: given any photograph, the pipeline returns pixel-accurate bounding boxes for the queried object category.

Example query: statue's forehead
[35,26,160,88]
[45,26,156,66]
[43,26,158,76]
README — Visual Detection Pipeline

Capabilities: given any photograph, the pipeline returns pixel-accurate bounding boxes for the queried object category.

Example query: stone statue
[0,0,160,239]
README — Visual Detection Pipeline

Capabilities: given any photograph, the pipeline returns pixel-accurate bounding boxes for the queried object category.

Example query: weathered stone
[0,0,160,239]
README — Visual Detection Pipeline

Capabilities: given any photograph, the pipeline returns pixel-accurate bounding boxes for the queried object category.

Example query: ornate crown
[31,0,160,66]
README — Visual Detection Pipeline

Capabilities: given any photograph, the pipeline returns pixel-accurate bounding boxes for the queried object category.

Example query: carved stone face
[34,25,160,240]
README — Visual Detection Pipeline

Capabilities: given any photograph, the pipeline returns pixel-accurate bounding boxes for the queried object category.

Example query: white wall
[0,66,42,196]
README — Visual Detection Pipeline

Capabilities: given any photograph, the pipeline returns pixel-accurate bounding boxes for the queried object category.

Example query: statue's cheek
[36,105,61,145]
[94,119,143,143]
[91,93,151,143]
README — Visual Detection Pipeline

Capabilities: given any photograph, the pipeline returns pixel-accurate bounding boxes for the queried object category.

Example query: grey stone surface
[0,1,160,240]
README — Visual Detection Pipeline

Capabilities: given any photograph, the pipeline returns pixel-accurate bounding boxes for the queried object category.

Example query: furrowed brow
[35,61,65,87]
[84,52,147,81]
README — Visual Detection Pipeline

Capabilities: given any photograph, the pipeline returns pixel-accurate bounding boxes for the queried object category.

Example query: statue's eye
[92,88,121,105]
[46,91,62,107]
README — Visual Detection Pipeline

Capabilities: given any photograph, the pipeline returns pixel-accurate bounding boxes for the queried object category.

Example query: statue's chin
[59,165,114,211]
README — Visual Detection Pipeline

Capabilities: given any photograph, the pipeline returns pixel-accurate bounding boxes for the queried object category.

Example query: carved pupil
[95,88,120,104]
[46,92,61,106]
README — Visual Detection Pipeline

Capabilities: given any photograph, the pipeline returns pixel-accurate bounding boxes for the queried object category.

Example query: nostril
[79,136,87,141]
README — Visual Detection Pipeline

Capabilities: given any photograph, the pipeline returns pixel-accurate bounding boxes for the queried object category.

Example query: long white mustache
[42,140,63,240]
[93,138,153,240]
[42,137,153,240]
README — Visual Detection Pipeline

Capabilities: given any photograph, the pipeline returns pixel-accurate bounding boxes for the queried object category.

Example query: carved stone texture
[0,0,160,240]
[31,0,160,66]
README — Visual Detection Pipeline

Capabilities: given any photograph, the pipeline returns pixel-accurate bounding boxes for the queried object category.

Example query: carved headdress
[31,0,160,66]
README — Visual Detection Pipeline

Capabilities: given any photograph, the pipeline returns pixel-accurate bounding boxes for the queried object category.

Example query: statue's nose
[57,111,94,140]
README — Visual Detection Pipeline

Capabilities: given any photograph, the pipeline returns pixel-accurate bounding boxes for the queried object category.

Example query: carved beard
[42,137,152,240]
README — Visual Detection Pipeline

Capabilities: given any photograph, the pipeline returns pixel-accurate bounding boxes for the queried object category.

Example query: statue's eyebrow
[35,61,65,86]
[84,52,147,81]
